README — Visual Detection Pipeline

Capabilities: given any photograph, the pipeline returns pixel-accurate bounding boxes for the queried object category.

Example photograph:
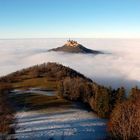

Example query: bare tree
[108,96,140,140]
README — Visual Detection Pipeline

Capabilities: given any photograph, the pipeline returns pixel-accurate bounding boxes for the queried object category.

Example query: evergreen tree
[116,87,125,104]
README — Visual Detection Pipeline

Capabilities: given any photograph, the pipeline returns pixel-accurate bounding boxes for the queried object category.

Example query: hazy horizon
[1,37,140,39]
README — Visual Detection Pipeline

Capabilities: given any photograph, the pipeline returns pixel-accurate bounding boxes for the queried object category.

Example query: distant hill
[49,40,102,54]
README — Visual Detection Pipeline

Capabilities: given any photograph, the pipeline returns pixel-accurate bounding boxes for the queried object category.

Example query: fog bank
[0,38,140,90]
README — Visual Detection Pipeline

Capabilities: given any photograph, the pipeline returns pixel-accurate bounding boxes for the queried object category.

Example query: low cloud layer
[0,38,140,91]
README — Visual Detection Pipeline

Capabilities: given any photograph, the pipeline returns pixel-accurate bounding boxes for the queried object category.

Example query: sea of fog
[0,38,140,91]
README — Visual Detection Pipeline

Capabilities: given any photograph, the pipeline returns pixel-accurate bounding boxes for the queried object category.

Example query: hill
[0,62,124,118]
[0,62,92,90]
[49,40,102,54]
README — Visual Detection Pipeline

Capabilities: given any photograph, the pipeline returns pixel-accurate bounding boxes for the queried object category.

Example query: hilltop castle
[65,40,79,47]
[49,39,102,54]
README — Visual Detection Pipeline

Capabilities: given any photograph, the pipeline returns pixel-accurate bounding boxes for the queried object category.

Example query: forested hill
[0,62,125,118]
[0,62,92,85]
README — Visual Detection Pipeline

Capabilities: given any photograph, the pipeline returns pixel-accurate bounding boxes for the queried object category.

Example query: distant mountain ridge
[49,40,102,54]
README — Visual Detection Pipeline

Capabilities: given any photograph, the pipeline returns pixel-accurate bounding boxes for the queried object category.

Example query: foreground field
[10,89,107,140]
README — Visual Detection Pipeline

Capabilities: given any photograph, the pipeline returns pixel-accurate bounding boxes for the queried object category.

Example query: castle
[65,40,79,47]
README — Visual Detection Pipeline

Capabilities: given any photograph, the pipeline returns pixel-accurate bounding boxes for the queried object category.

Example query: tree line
[58,77,140,139]
[57,77,125,118]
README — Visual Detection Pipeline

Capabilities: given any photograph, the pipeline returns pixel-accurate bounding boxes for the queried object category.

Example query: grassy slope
[9,74,68,111]
[0,63,92,111]
[12,77,58,90]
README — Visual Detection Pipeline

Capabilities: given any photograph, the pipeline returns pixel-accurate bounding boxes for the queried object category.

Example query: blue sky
[0,0,140,38]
